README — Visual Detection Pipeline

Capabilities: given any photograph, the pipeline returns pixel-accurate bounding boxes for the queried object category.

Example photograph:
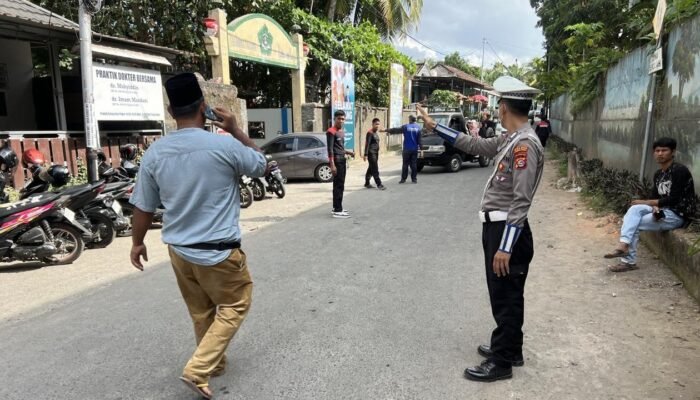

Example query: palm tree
[324,0,423,39]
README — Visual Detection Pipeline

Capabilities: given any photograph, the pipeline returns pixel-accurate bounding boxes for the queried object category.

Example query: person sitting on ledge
[604,137,696,272]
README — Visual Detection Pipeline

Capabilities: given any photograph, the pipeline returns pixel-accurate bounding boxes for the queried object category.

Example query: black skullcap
[165,73,203,109]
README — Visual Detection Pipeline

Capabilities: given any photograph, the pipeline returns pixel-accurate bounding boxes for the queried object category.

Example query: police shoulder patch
[513,144,528,170]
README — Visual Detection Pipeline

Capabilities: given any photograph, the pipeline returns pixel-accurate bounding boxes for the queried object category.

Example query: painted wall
[550,13,700,191]
[0,39,36,131]
[247,108,292,145]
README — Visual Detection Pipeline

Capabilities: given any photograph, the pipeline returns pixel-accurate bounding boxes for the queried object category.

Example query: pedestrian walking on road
[603,137,696,272]
[364,118,386,190]
[383,115,422,183]
[534,114,552,147]
[327,110,356,218]
[129,73,267,399]
[418,75,545,383]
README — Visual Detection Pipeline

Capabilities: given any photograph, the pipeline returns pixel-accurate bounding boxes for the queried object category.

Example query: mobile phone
[204,106,223,122]
[653,209,665,220]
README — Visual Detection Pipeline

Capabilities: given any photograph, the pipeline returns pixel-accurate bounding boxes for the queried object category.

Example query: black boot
[477,345,524,367]
[464,360,512,382]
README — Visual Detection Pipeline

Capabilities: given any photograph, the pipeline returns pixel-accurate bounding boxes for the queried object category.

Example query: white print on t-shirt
[658,178,672,196]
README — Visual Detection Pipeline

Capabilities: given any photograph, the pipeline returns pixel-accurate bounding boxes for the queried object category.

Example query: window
[265,137,294,154]
[248,121,265,139]
[297,137,323,150]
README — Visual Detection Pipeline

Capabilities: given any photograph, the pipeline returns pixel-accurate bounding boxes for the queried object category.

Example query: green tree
[33,0,415,107]
[529,0,699,112]
[443,52,481,78]
[428,89,458,108]
[306,0,423,39]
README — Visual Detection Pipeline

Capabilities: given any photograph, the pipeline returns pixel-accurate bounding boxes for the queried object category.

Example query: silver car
[261,133,333,183]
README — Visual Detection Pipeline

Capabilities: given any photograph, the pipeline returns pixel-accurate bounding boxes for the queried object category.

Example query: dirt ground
[0,154,698,399]
[522,160,700,400]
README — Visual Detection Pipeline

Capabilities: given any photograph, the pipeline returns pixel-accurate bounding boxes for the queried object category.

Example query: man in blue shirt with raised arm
[383,115,422,183]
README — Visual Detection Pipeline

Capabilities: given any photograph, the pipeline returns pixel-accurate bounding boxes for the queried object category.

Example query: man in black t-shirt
[327,110,355,218]
[604,137,696,272]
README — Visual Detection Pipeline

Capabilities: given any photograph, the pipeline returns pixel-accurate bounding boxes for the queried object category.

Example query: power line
[359,2,449,58]
[485,40,517,76]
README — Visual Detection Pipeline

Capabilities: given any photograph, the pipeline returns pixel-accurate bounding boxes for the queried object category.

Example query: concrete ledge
[641,230,700,302]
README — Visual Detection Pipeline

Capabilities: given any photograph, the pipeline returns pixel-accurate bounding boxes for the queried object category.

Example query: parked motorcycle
[0,193,85,265]
[239,176,254,208]
[20,165,117,249]
[250,177,266,201]
[263,157,286,199]
[97,152,164,226]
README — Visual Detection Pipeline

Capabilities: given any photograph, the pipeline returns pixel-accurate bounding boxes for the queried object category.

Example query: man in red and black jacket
[327,110,355,218]
[534,115,552,147]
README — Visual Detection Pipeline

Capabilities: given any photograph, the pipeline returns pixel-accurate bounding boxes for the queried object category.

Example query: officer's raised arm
[417,106,501,158]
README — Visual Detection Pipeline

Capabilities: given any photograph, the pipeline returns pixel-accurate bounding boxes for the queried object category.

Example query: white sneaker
[332,211,351,218]
[331,209,349,213]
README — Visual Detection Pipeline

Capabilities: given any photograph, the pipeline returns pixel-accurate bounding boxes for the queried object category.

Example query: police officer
[418,76,544,382]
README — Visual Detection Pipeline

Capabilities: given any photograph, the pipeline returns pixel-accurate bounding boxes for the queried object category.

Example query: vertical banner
[331,59,355,150]
[389,63,405,129]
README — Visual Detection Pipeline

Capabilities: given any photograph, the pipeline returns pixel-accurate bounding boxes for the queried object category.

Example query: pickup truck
[417,112,492,173]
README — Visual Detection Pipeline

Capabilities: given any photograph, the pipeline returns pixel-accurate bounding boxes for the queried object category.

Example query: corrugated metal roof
[0,0,78,31]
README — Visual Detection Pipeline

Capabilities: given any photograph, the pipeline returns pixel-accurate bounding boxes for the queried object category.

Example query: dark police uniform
[432,76,544,381]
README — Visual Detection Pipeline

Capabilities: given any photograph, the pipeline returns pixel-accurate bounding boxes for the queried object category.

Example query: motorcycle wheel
[85,213,116,249]
[251,179,266,201]
[42,222,85,265]
[240,185,253,208]
[273,179,286,199]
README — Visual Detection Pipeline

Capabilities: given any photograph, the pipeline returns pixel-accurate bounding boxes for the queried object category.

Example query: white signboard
[389,63,404,129]
[653,0,667,39]
[649,47,663,74]
[93,65,164,121]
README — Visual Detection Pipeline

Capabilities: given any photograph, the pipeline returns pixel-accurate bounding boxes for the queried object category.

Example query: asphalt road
[0,162,505,400]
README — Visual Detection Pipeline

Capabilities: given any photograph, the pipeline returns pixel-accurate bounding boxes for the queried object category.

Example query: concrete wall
[162,76,245,135]
[550,13,700,191]
[642,231,700,302]
[0,39,36,131]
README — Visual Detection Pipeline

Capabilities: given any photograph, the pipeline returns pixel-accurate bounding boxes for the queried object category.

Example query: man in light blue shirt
[129,73,265,399]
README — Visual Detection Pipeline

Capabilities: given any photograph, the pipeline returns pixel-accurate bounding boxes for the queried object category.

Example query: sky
[393,0,545,68]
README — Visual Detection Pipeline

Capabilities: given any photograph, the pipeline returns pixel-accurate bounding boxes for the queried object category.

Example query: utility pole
[480,38,486,95]
[79,0,101,183]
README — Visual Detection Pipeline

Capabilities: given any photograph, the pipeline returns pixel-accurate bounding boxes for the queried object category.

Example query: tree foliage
[428,89,459,108]
[33,0,415,107]
[530,0,700,113]
[303,0,423,39]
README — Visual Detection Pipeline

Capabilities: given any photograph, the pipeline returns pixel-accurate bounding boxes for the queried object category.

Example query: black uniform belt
[179,241,241,251]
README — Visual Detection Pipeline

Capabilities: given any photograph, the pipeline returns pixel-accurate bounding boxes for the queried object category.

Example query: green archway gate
[204,10,306,132]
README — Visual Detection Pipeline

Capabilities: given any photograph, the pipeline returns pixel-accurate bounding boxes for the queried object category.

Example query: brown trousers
[168,247,253,385]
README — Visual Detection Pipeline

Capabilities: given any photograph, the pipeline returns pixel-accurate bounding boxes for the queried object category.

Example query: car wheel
[315,164,333,183]
[417,162,424,173]
[478,156,490,167]
[446,154,462,173]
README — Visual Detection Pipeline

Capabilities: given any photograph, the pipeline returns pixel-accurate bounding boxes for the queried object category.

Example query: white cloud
[392,0,545,66]
[395,37,438,60]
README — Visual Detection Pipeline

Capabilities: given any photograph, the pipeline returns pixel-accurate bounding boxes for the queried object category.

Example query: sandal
[179,376,213,399]
[608,263,638,273]
[603,249,629,259]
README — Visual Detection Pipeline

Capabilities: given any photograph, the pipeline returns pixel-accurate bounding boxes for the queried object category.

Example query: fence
[1,130,162,189]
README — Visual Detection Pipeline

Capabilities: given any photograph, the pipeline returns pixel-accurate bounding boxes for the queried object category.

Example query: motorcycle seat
[104,181,132,192]
[0,193,61,219]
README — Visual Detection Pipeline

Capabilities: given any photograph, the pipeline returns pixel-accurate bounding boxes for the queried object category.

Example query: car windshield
[418,115,451,136]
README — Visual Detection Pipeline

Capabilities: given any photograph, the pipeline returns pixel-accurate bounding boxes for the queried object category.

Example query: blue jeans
[619,205,684,264]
